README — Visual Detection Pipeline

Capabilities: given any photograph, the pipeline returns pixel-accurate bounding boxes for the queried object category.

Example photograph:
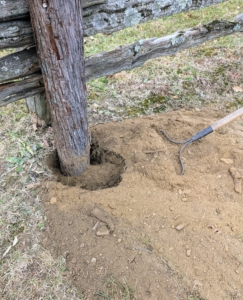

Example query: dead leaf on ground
[233,86,243,92]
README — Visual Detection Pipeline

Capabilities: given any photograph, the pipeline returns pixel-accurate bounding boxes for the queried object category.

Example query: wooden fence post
[28,0,90,176]
[26,93,51,127]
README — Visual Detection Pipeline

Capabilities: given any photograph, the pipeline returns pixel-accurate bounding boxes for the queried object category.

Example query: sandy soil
[41,109,243,300]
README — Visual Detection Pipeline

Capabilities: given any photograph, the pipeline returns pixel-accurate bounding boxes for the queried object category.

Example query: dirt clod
[96,224,110,236]
[91,207,115,232]
[230,167,243,193]
[50,197,57,204]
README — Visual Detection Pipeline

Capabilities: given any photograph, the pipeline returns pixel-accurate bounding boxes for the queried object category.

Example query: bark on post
[28,0,90,176]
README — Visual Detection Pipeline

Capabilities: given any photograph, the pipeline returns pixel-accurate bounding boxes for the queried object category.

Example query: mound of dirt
[41,109,243,300]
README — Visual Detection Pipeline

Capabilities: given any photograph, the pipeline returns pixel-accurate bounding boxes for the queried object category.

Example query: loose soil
[42,109,243,300]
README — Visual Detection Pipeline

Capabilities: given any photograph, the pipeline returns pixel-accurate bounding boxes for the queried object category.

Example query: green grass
[85,0,243,56]
[85,0,243,119]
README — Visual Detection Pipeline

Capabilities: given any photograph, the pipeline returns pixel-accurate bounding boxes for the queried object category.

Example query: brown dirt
[41,109,243,300]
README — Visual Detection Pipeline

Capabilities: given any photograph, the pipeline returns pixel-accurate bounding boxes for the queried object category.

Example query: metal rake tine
[161,130,191,175]
[160,130,190,144]
[179,141,192,175]
[160,106,243,175]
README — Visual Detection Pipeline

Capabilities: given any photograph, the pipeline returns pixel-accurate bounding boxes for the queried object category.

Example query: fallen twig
[0,165,18,179]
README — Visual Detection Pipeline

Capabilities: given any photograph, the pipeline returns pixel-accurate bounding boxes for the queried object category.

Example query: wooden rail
[0,14,242,107]
[0,0,227,49]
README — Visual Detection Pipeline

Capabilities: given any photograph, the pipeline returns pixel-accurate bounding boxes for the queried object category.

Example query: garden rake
[161,107,243,175]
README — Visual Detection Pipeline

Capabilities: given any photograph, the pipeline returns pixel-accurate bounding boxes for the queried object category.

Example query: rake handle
[190,107,243,143]
[211,107,243,131]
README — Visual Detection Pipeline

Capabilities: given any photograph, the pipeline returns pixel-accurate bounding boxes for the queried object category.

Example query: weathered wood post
[28,0,90,176]
[26,93,51,127]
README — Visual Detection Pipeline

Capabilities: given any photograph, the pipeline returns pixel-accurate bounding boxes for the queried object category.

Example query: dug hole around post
[42,109,243,300]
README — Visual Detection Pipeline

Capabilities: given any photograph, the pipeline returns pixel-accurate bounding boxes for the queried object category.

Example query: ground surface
[42,109,243,300]
[1,1,243,299]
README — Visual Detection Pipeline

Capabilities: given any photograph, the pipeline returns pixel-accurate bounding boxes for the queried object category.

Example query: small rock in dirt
[235,270,239,274]
[225,245,228,252]
[50,197,57,204]
[181,198,187,202]
[68,221,73,226]
[178,189,183,195]
[175,224,186,231]
[220,158,233,165]
[92,221,99,231]
[80,243,85,248]
[118,238,122,243]
[90,258,96,265]
[229,167,243,193]
[96,225,110,236]
[186,249,191,257]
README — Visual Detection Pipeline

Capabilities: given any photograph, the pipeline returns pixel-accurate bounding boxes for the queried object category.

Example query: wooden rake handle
[189,107,243,143]
[211,107,243,131]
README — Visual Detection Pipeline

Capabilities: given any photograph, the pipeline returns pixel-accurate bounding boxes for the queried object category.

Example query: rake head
[161,130,192,175]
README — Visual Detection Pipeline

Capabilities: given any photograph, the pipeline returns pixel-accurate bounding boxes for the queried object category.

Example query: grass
[0,103,82,299]
[84,0,243,56]
[1,0,243,299]
[86,1,243,120]
[95,276,135,300]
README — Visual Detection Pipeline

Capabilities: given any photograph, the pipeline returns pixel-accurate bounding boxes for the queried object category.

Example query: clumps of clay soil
[47,142,125,190]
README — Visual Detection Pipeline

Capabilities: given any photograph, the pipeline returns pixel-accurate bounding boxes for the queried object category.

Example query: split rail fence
[0,0,242,123]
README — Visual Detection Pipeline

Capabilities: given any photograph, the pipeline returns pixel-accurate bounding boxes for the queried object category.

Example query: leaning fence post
[28,0,90,176]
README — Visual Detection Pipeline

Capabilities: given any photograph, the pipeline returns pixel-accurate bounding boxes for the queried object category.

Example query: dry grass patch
[0,102,81,299]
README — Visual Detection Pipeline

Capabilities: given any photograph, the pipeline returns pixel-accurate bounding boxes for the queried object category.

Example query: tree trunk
[28,0,90,176]
[26,92,51,127]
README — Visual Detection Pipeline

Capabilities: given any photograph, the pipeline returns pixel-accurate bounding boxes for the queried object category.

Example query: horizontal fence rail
[0,14,242,107]
[0,0,227,49]
[0,74,45,106]
[0,0,104,21]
